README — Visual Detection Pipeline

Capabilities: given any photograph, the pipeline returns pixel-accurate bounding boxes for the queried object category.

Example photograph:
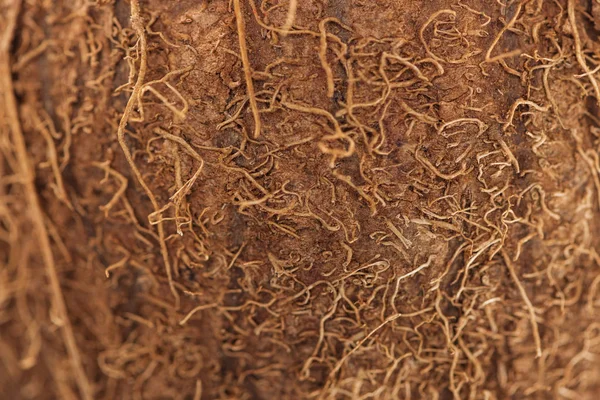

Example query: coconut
[1,0,600,398]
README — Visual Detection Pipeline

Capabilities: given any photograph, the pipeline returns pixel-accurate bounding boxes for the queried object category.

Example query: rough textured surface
[2,0,600,399]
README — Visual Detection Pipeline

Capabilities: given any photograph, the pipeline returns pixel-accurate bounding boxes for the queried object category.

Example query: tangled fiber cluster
[2,0,600,398]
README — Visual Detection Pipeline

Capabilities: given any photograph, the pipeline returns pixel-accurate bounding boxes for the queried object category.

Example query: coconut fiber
[1,0,600,399]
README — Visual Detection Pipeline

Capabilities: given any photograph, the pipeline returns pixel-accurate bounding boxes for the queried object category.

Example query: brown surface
[2,0,600,398]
